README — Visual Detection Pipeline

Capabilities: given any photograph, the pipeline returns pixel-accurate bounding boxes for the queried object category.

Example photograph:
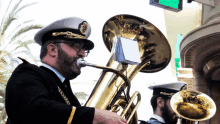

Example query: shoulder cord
[57,86,71,105]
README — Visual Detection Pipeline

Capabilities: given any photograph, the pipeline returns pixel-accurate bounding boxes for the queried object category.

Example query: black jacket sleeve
[5,62,94,124]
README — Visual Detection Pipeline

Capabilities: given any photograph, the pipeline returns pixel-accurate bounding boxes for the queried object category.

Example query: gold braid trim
[52,31,86,39]
[67,106,76,124]
[57,86,76,124]
[57,86,71,105]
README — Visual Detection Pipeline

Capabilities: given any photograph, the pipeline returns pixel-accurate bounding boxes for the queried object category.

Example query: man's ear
[157,97,165,108]
[47,43,58,57]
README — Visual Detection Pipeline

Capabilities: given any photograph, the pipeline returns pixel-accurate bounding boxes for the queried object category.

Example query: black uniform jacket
[5,58,94,124]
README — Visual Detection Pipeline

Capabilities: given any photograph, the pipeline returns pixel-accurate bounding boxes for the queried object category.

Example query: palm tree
[0,0,43,123]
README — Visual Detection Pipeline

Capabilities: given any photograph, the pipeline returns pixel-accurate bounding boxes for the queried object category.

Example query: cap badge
[79,21,88,35]
[52,31,86,39]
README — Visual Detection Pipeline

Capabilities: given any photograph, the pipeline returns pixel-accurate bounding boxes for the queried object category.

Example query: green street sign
[150,0,182,12]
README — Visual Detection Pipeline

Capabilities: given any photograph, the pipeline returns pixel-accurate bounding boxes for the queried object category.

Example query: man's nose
[78,49,86,58]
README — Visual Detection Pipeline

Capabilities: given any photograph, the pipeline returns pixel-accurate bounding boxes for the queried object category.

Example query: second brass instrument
[170,90,216,124]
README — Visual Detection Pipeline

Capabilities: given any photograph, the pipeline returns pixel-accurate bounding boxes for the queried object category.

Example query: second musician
[139,81,188,124]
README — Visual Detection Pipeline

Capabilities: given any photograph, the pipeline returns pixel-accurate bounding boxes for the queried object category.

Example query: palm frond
[0,63,7,70]
[10,40,35,53]
[4,38,23,50]
[10,24,43,42]
[10,39,23,48]
[21,50,36,59]
[0,87,6,97]
[12,50,38,64]
[7,19,34,39]
[0,15,17,36]
[0,70,13,76]
[11,0,23,15]
[0,51,13,69]
[0,58,7,65]
[14,2,38,16]
[0,0,23,36]
[0,80,9,89]
[0,50,14,66]
[11,50,32,57]
[0,78,8,83]
[0,0,13,31]
[0,50,11,60]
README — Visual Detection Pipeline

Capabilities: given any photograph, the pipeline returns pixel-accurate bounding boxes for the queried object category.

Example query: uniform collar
[41,63,65,83]
[151,114,165,123]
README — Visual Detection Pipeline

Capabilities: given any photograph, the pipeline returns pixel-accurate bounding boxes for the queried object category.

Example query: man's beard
[56,48,81,79]
[161,103,177,124]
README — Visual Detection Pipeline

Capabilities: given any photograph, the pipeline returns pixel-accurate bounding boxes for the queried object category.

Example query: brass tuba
[80,14,171,124]
[170,90,217,124]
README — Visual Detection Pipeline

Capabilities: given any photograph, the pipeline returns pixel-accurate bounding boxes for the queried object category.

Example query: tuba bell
[80,14,171,124]
[170,90,217,124]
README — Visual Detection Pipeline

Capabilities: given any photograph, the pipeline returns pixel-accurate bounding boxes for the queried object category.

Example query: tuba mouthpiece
[76,58,87,68]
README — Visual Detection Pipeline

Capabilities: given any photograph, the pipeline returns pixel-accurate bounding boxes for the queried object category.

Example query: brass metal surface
[171,90,216,122]
[102,14,171,72]
[85,14,171,124]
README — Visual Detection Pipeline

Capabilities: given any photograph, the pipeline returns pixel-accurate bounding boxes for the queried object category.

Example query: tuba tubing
[77,58,141,123]
[121,91,141,123]
[77,58,131,100]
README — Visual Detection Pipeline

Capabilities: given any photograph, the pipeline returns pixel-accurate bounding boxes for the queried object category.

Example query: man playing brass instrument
[5,17,127,124]
[139,81,187,124]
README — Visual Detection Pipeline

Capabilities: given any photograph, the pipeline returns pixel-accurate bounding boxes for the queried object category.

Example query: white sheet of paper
[114,37,141,65]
